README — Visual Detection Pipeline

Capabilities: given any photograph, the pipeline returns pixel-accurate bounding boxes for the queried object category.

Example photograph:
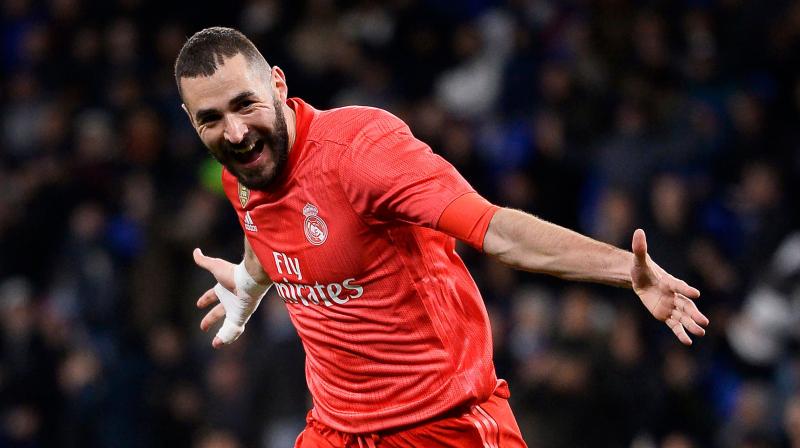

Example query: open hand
[193,248,236,349]
[631,229,710,345]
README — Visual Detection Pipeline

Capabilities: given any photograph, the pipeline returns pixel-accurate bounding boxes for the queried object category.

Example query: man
[175,27,709,447]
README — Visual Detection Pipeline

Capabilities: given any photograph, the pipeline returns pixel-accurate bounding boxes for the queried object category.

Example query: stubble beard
[217,98,289,191]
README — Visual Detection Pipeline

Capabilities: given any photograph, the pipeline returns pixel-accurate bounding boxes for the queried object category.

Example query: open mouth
[229,140,264,165]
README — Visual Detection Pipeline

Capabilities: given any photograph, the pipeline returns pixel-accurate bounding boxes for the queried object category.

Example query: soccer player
[175,27,709,447]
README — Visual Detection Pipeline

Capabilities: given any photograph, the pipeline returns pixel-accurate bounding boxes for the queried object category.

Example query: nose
[223,115,248,145]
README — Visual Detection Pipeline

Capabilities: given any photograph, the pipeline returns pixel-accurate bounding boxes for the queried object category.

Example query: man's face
[180,53,289,190]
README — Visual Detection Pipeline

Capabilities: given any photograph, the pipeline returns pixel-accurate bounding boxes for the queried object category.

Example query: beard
[214,98,290,191]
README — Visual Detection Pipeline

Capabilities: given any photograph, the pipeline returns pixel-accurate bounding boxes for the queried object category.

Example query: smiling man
[175,27,709,448]
[177,39,291,190]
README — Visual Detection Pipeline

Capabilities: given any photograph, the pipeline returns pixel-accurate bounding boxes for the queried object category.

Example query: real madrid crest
[303,203,328,246]
[238,182,250,208]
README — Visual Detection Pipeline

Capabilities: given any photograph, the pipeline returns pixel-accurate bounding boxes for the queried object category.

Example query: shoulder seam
[314,106,386,132]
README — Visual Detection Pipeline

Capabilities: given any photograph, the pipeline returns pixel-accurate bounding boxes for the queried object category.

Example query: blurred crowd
[2,0,800,447]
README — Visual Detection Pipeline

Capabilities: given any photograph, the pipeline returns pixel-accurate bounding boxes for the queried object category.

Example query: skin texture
[483,208,709,345]
[180,53,296,190]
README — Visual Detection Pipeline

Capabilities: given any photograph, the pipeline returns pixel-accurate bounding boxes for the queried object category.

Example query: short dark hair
[174,27,268,97]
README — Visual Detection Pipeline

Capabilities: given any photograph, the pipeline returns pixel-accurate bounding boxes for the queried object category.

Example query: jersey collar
[260,96,316,195]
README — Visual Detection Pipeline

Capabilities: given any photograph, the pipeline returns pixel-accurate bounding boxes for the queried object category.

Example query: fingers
[673,278,701,300]
[666,316,693,346]
[675,294,710,327]
[677,294,710,327]
[668,294,711,344]
[669,304,693,333]
[678,313,706,337]
[197,284,225,347]
[632,229,648,264]
[196,288,219,309]
[200,303,226,332]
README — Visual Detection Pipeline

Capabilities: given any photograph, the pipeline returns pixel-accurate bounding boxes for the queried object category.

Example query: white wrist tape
[234,261,270,299]
[213,283,262,344]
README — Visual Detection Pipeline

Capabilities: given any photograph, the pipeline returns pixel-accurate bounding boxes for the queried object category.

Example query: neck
[285,103,297,153]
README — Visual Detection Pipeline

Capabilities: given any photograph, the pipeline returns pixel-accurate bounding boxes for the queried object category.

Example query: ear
[271,66,288,103]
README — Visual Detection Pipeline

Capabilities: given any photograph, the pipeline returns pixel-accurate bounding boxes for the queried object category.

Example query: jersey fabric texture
[294,381,527,448]
[438,192,499,251]
[221,97,499,433]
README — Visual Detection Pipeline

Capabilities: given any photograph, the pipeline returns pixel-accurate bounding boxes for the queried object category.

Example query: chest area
[238,179,378,289]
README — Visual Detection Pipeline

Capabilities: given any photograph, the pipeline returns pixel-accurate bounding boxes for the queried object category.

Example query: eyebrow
[194,90,257,123]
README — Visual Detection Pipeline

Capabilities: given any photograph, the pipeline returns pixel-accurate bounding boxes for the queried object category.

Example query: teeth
[231,141,256,154]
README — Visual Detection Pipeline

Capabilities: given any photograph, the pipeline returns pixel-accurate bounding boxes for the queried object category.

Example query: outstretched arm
[483,208,709,345]
[483,208,634,286]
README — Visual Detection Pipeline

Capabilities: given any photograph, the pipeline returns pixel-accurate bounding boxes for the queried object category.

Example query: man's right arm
[193,237,272,348]
[243,237,270,285]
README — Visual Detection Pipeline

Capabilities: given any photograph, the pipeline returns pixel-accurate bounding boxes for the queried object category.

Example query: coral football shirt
[221,98,498,433]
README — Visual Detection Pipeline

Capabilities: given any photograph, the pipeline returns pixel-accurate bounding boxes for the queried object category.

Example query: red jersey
[221,98,498,433]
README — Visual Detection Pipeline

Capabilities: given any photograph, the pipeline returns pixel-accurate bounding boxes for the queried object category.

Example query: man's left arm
[337,110,709,345]
[483,208,633,286]
[481,207,710,345]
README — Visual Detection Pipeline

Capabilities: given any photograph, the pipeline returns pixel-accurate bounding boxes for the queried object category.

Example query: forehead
[180,53,268,113]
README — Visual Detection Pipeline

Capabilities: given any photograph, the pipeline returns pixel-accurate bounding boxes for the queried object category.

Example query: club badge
[238,182,250,208]
[303,203,328,246]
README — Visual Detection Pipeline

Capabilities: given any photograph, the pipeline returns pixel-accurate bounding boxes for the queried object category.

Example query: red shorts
[294,383,528,448]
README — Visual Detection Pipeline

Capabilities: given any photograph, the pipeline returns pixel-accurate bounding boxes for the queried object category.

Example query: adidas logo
[244,211,258,232]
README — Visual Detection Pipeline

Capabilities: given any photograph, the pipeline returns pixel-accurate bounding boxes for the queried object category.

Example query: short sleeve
[337,110,476,228]
[437,192,499,252]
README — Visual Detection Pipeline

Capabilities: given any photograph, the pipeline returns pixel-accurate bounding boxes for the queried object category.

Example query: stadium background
[2,0,800,446]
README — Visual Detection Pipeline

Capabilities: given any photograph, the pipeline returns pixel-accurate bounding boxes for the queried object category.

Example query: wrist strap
[213,282,259,344]
[234,261,270,299]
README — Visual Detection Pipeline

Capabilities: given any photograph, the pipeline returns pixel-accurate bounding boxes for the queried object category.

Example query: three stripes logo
[465,405,501,447]
[244,211,258,232]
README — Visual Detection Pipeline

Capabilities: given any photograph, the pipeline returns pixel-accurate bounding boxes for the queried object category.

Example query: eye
[198,114,221,125]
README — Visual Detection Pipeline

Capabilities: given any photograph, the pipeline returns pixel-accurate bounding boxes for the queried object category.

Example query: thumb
[632,228,648,265]
[194,249,236,291]
[193,248,220,274]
